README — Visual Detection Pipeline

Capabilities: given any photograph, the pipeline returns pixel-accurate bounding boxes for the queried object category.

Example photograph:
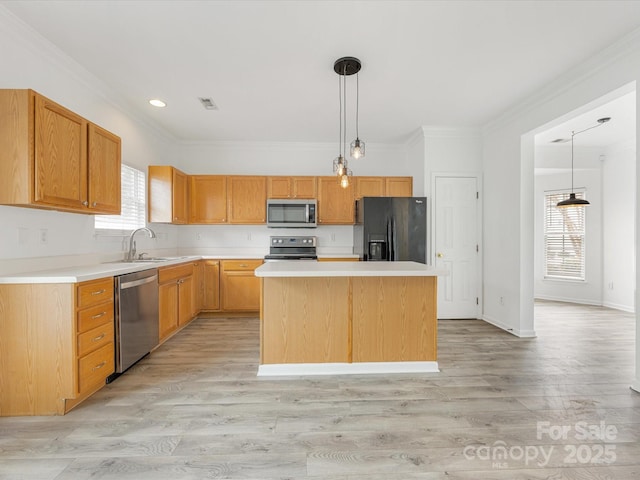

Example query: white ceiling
[3,0,640,144]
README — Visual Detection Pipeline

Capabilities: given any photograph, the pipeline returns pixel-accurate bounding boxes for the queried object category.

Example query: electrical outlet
[196,233,202,241]
[39,228,48,244]
[247,233,252,241]
[331,233,336,242]
[499,296,504,306]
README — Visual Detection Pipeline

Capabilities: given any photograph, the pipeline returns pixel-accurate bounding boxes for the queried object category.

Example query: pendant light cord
[569,118,609,193]
[343,65,347,159]
[338,72,342,157]
[355,72,359,139]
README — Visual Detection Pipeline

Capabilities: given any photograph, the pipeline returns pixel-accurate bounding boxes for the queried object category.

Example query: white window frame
[543,189,586,281]
[94,164,147,234]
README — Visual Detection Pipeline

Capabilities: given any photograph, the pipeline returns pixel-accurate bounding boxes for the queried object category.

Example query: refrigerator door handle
[386,218,392,261]
[391,216,397,261]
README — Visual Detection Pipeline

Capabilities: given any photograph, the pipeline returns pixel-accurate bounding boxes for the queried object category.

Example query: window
[544,191,586,281]
[94,164,146,232]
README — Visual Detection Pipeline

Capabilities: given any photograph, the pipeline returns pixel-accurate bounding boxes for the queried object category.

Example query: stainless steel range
[264,236,317,261]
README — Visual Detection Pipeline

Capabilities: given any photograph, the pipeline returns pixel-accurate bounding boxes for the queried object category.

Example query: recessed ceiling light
[149,99,166,108]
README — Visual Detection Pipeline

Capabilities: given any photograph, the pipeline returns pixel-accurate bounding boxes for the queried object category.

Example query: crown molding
[421,126,481,138]
[483,26,640,135]
[178,139,405,152]
[0,5,177,144]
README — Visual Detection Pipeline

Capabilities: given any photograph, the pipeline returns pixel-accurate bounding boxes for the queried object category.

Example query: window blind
[544,191,586,280]
[94,164,146,231]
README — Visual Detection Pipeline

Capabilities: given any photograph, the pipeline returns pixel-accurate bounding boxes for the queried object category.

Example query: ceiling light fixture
[149,99,166,108]
[556,117,611,208]
[332,56,362,188]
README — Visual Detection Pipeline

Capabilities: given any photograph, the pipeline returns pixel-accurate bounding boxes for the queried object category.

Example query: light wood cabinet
[158,262,194,342]
[0,89,121,214]
[221,259,262,312]
[355,177,385,199]
[355,176,413,199]
[267,176,316,199]
[87,123,121,214]
[385,177,413,197]
[190,175,227,223]
[227,176,267,224]
[0,276,115,416]
[192,260,204,313]
[203,260,221,311]
[317,176,355,224]
[148,165,189,224]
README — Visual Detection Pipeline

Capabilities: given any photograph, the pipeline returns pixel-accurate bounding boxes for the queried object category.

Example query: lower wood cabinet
[158,263,194,342]
[0,276,115,416]
[220,259,262,312]
[202,259,221,311]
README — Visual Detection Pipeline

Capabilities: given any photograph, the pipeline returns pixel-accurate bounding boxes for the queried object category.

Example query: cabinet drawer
[222,260,263,272]
[78,342,114,394]
[77,302,114,333]
[77,278,113,308]
[77,321,114,357]
[159,263,194,284]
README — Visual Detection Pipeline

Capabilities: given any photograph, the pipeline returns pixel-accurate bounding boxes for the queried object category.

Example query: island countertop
[255,260,447,278]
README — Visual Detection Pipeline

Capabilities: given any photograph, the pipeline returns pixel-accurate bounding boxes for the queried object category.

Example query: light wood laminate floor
[1,301,638,479]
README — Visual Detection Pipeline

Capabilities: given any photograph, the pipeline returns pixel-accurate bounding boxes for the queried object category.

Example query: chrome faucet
[126,227,156,262]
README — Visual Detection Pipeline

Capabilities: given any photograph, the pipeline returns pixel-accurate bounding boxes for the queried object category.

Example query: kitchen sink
[103,256,191,265]
[132,256,191,263]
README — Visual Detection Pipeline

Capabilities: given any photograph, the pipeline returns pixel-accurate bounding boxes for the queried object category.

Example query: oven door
[267,200,316,228]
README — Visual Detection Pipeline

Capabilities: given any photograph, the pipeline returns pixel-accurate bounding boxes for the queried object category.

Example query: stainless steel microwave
[266,199,317,228]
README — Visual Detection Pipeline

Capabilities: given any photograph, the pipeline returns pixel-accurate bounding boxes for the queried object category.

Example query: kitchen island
[255,261,446,376]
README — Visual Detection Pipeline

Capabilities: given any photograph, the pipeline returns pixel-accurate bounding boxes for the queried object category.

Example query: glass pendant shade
[340,172,351,188]
[350,138,365,159]
[333,155,347,176]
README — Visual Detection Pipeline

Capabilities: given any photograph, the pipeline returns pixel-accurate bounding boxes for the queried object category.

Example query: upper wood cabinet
[0,89,121,214]
[355,176,413,199]
[148,165,189,224]
[355,177,385,199]
[385,177,413,197]
[227,176,267,224]
[317,176,355,224]
[87,123,121,214]
[190,175,227,224]
[267,176,316,199]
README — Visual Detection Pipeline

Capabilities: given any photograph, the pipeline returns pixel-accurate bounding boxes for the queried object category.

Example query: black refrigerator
[354,197,427,263]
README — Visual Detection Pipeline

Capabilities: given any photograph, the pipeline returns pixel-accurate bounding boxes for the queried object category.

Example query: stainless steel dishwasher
[110,268,159,381]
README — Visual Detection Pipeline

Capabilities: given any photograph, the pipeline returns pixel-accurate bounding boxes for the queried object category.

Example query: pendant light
[556,117,611,208]
[350,70,365,159]
[332,57,362,188]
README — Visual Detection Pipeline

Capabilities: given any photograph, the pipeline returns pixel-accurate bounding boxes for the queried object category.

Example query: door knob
[437,253,443,258]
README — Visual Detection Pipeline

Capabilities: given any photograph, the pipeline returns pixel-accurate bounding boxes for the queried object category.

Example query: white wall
[603,140,636,312]
[481,28,640,388]
[534,146,604,305]
[0,8,178,273]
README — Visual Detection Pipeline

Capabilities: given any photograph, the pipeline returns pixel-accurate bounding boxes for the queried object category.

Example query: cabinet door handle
[82,200,89,206]
[92,361,106,371]
[239,264,248,268]
[91,289,106,296]
[91,201,97,207]
[91,311,106,319]
[92,333,106,342]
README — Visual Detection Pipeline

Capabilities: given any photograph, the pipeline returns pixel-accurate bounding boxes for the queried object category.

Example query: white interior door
[434,176,479,318]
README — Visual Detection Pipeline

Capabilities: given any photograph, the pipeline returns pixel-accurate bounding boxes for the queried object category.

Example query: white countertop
[255,261,447,278]
[0,256,203,284]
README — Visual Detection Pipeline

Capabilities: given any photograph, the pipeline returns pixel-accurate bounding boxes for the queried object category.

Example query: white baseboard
[482,315,537,338]
[602,301,635,313]
[535,294,602,306]
[631,381,640,394]
[257,361,440,376]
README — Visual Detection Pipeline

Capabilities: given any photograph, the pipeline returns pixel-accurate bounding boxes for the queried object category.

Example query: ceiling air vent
[198,97,218,110]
